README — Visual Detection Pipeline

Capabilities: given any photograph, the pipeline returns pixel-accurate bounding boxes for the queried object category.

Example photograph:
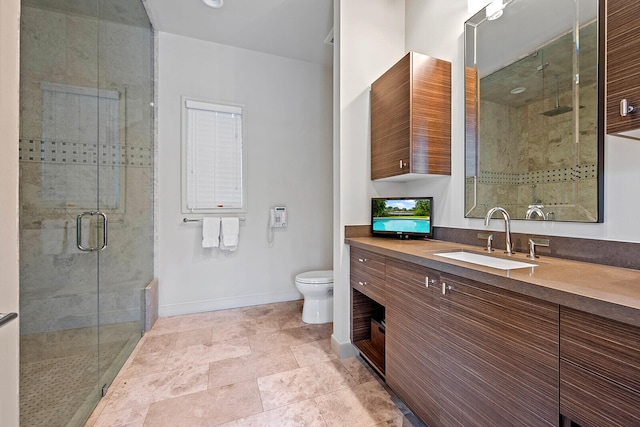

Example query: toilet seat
[295,270,333,285]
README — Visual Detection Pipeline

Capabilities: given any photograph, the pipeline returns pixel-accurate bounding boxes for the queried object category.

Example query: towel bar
[183,217,246,223]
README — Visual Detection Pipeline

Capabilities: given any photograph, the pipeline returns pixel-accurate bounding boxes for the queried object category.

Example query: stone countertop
[346,237,640,328]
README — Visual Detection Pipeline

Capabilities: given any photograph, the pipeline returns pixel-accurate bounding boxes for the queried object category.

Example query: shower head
[540,74,574,117]
[541,105,573,117]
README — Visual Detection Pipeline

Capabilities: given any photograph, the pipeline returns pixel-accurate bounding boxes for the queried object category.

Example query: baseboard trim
[159,290,303,317]
[331,334,358,359]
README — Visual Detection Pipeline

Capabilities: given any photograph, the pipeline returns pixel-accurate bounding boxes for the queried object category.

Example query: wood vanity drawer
[560,306,640,393]
[351,270,386,305]
[386,257,440,295]
[350,248,386,280]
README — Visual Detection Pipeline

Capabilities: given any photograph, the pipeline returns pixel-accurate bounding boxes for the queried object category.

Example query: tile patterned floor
[85,300,424,427]
[20,322,139,427]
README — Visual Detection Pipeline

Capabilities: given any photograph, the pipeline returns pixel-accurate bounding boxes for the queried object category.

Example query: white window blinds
[184,100,244,211]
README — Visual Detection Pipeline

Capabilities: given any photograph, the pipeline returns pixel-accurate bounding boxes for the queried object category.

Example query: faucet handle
[528,238,550,259]
[477,232,494,252]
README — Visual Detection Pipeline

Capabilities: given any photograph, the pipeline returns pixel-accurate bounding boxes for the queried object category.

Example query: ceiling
[143,0,334,66]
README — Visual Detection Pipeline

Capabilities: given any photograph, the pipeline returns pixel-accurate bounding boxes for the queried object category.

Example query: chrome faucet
[484,207,514,255]
[525,205,546,220]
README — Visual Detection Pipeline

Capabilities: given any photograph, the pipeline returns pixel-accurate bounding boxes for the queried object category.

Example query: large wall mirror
[464,0,604,222]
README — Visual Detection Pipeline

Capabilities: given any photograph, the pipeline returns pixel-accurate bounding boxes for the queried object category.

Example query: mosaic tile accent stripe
[471,164,598,185]
[18,138,152,168]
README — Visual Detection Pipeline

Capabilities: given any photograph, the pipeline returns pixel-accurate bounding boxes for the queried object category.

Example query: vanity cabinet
[370,52,451,180]
[439,274,559,427]
[385,258,441,427]
[349,241,640,426]
[606,0,640,134]
[349,247,559,426]
[559,307,640,426]
[350,247,386,376]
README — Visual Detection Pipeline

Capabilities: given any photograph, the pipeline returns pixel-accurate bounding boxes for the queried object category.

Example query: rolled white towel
[220,217,240,251]
[202,217,220,248]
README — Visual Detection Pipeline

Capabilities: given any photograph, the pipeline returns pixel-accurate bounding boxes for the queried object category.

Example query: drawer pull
[358,258,368,263]
[442,282,453,295]
[358,281,367,286]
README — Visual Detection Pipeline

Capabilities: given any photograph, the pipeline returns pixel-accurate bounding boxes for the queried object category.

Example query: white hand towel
[220,217,240,251]
[202,217,220,248]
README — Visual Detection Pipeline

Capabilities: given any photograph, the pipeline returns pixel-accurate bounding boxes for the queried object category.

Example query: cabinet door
[371,52,451,180]
[439,275,559,427]
[607,0,640,134]
[560,307,640,426]
[385,258,441,426]
[371,54,411,180]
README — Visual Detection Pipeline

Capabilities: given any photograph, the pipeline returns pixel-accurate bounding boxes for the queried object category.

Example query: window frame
[180,96,247,215]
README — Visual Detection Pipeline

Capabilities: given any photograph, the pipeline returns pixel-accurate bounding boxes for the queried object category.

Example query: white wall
[333,0,405,356]
[404,0,640,243]
[157,32,333,316]
[0,0,21,425]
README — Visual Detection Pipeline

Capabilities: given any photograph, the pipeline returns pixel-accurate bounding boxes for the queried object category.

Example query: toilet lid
[296,270,333,284]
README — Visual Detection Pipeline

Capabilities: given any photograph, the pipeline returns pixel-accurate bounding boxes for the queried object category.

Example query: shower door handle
[76,211,108,252]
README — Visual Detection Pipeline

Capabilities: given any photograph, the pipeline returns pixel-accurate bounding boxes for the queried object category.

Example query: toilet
[295,270,334,324]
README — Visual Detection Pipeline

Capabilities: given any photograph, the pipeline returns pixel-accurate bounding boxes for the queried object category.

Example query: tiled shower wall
[467,82,599,222]
[19,6,153,334]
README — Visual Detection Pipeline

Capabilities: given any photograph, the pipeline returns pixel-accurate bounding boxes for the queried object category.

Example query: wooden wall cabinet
[607,0,640,135]
[370,52,451,180]
[560,307,640,426]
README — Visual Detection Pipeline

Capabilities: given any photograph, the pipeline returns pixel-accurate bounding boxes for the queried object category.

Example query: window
[182,98,246,213]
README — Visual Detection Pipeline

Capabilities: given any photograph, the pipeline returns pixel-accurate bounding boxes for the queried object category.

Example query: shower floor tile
[86,300,426,427]
[20,322,139,427]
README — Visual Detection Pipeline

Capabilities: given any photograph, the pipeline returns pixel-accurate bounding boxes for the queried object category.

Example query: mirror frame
[464,0,605,223]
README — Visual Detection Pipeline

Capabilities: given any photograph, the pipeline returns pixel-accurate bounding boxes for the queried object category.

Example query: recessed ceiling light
[202,0,223,9]
[510,87,526,94]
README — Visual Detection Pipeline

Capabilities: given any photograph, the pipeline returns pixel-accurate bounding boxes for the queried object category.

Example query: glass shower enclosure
[19,0,154,425]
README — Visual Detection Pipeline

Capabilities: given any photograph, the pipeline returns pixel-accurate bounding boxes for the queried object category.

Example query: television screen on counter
[371,197,433,240]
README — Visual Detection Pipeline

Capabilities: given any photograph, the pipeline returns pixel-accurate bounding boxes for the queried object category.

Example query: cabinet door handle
[442,282,453,295]
[621,99,636,117]
[425,276,437,288]
[399,160,407,169]
[358,281,367,286]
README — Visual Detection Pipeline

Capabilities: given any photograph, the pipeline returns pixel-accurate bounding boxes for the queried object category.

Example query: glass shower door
[19,0,153,425]
[95,0,154,393]
[19,0,104,422]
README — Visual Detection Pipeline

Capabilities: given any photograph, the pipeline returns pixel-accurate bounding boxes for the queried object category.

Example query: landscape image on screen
[372,199,431,234]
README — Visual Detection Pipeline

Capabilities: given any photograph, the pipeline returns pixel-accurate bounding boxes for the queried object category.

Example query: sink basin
[435,251,537,270]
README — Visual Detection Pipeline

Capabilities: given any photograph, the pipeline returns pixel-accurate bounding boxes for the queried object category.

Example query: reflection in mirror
[464,0,603,222]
